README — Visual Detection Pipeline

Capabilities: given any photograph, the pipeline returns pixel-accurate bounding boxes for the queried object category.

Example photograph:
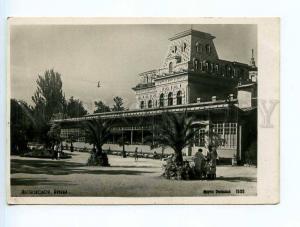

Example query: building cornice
[169,29,215,41]
[54,99,237,123]
[155,71,188,81]
[132,83,155,91]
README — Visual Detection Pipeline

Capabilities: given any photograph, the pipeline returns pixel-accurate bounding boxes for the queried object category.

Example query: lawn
[10,151,257,197]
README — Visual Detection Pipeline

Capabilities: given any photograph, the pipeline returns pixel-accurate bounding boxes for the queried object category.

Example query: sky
[10,24,257,113]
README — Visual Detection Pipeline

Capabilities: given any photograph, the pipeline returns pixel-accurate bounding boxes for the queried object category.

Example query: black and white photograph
[7,18,279,204]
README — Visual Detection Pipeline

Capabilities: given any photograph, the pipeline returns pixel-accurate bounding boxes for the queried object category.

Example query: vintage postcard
[7,18,279,204]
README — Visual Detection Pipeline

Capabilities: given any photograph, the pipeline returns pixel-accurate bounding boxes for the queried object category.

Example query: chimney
[212,96,217,102]
[196,97,201,103]
[229,94,234,101]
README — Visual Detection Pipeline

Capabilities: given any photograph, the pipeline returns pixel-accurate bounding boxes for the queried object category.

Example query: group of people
[193,145,218,180]
[52,143,62,160]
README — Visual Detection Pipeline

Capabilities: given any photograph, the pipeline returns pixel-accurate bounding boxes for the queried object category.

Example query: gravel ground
[10,151,257,197]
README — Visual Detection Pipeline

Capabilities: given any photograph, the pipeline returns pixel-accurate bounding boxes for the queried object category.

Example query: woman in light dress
[206,145,218,180]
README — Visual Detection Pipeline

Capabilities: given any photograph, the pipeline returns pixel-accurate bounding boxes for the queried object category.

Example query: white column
[186,85,190,104]
[130,128,133,145]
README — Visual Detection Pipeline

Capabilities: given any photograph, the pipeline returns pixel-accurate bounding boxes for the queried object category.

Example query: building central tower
[133,29,255,110]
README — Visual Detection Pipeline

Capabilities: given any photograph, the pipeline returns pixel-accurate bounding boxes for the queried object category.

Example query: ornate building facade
[133,29,257,110]
[57,29,257,164]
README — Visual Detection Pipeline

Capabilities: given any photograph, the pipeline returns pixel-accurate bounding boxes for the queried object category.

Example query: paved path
[11,151,257,197]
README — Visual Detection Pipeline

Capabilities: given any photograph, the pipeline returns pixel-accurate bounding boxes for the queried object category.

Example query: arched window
[205,61,210,72]
[215,64,219,73]
[168,92,173,106]
[176,91,182,105]
[225,65,233,77]
[195,42,202,53]
[142,76,147,84]
[140,101,144,109]
[205,44,211,54]
[199,62,203,71]
[172,45,177,53]
[183,42,187,52]
[148,100,152,108]
[194,59,199,71]
[159,94,164,107]
[169,62,173,73]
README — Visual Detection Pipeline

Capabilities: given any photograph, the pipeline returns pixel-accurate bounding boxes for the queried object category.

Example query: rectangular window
[199,129,206,146]
[194,128,206,147]
[212,122,237,149]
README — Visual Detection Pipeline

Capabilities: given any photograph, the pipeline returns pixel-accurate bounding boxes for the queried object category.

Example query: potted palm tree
[82,118,113,166]
[151,111,197,180]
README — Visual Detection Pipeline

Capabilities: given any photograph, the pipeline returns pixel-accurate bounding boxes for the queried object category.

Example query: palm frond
[151,111,196,156]
[81,118,115,152]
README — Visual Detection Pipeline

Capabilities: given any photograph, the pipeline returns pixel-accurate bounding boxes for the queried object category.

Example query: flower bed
[105,149,169,160]
[21,149,72,159]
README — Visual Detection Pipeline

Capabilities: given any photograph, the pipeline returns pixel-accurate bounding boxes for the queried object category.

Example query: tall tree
[66,96,88,118]
[112,96,125,111]
[32,69,66,121]
[10,99,34,154]
[94,100,110,113]
[31,69,66,145]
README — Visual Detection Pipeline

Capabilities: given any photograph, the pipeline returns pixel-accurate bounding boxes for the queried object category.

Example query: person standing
[53,143,59,160]
[57,143,61,160]
[134,147,138,161]
[193,148,206,179]
[70,142,74,153]
[52,144,57,160]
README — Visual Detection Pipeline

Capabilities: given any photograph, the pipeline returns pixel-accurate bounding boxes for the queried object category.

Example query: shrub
[86,153,110,166]
[162,158,195,180]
